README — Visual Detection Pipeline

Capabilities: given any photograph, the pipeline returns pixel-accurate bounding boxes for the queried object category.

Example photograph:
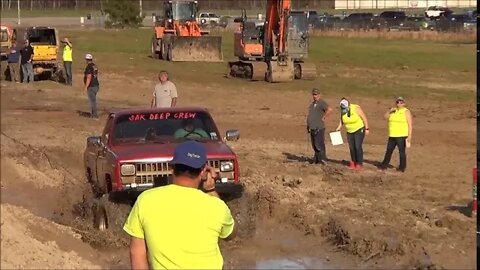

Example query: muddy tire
[93,194,132,233]
[161,40,168,60]
[167,44,173,61]
[151,37,160,59]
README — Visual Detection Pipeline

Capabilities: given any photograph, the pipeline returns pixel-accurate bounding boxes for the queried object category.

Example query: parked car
[197,12,221,25]
[436,13,473,32]
[396,16,435,31]
[306,10,319,27]
[373,11,407,30]
[315,15,342,30]
[341,12,374,30]
[425,6,453,19]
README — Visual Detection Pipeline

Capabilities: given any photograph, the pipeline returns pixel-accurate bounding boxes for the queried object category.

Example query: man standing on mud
[20,39,34,83]
[123,141,236,269]
[7,41,20,83]
[306,88,333,165]
[151,70,178,108]
[83,53,100,119]
[61,38,73,86]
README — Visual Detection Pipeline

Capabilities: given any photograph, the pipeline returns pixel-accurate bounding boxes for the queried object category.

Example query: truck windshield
[28,28,56,45]
[172,2,195,21]
[112,111,220,144]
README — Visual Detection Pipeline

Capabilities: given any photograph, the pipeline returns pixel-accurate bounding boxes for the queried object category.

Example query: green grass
[63,28,475,101]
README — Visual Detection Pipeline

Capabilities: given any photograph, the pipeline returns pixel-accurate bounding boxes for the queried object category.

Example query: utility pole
[17,0,20,25]
[139,0,143,17]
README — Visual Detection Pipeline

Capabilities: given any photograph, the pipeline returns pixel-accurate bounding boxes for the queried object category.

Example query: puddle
[256,257,332,269]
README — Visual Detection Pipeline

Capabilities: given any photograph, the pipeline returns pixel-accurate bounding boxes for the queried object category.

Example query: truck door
[95,114,115,192]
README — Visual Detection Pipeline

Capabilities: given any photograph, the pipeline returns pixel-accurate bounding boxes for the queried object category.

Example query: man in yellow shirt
[123,141,236,270]
[61,38,73,85]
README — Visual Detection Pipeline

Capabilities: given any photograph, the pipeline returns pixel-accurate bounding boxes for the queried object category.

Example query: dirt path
[0,69,475,268]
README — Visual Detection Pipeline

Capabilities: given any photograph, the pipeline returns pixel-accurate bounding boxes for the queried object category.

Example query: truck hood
[110,141,235,162]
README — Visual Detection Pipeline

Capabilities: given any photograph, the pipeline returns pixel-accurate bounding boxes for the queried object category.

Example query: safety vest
[342,104,364,133]
[63,45,72,62]
[388,107,409,137]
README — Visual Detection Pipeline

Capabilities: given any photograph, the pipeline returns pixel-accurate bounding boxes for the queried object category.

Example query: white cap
[339,99,349,109]
[85,53,93,60]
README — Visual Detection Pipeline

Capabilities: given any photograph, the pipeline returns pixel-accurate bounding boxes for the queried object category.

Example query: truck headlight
[220,161,233,172]
[121,164,136,176]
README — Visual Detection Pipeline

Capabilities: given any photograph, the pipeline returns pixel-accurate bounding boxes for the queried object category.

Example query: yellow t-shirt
[123,184,234,270]
[63,45,72,62]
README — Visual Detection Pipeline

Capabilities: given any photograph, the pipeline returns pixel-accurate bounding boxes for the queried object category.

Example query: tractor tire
[161,40,168,60]
[167,44,173,61]
[151,36,160,59]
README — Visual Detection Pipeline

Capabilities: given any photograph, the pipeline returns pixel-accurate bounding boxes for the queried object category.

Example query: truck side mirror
[87,136,101,146]
[225,130,240,141]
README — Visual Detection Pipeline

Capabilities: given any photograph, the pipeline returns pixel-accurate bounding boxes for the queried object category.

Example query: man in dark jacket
[20,39,34,83]
[7,41,21,83]
[306,88,333,164]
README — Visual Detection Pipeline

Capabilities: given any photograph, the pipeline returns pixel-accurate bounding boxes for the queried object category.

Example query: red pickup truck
[83,107,243,229]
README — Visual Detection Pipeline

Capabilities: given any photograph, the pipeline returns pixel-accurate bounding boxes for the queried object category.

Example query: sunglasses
[396,100,404,104]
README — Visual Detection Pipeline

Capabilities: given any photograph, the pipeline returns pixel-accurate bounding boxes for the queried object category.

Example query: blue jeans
[64,61,72,85]
[87,86,99,118]
[21,62,34,83]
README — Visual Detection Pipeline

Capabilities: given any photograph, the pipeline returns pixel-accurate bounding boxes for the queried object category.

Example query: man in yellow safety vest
[62,38,73,86]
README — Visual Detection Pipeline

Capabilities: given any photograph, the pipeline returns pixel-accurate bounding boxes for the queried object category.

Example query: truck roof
[109,106,210,117]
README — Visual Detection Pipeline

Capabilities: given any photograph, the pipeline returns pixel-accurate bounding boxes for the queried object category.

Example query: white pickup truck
[197,12,221,25]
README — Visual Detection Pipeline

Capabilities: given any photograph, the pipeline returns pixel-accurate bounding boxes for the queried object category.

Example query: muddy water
[255,258,333,269]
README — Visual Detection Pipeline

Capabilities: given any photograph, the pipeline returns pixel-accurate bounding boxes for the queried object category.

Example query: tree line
[0,0,335,11]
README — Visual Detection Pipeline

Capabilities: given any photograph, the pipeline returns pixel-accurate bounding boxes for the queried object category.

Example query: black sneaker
[318,160,327,165]
[396,168,405,173]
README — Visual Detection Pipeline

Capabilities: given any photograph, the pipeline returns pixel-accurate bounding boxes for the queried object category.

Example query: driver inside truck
[174,119,209,139]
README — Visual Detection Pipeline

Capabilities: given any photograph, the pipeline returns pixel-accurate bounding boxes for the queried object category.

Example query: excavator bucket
[169,36,223,62]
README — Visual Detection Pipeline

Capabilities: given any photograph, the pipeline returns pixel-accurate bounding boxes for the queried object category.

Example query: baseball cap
[339,98,349,109]
[170,141,207,169]
[311,88,320,95]
[85,53,93,60]
[396,96,405,102]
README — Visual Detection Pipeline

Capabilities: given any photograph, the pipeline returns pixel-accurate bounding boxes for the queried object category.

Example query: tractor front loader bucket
[169,36,223,62]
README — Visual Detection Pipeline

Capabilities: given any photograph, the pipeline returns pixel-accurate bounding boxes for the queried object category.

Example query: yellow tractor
[14,26,64,82]
[0,25,14,80]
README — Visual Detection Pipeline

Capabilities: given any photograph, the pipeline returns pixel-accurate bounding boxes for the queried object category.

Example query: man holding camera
[123,140,236,270]
[306,88,333,165]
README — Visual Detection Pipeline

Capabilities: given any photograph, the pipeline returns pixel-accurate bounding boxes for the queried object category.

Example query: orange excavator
[151,0,222,62]
[228,0,317,82]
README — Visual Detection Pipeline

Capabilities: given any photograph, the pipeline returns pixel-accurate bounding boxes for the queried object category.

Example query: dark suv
[342,13,374,30]
[373,11,407,30]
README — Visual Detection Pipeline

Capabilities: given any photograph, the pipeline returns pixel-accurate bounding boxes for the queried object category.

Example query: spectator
[7,41,20,83]
[151,70,178,108]
[123,140,236,269]
[306,87,333,165]
[61,38,73,86]
[20,39,34,83]
[379,97,413,172]
[335,98,370,171]
[83,53,100,119]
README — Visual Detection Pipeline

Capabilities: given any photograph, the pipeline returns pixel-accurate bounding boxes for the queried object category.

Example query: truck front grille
[134,160,224,185]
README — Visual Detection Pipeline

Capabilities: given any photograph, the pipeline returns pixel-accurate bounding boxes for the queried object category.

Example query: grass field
[63,28,475,101]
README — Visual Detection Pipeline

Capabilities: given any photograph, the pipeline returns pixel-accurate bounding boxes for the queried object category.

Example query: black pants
[310,128,326,162]
[381,137,407,171]
[347,128,365,165]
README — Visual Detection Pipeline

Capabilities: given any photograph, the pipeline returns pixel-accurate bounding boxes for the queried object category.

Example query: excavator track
[228,60,268,81]
[294,62,317,80]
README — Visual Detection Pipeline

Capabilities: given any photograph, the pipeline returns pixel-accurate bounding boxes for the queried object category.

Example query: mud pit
[0,69,475,269]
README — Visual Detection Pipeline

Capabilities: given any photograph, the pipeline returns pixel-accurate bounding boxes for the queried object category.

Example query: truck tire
[93,194,132,233]
[167,44,173,61]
